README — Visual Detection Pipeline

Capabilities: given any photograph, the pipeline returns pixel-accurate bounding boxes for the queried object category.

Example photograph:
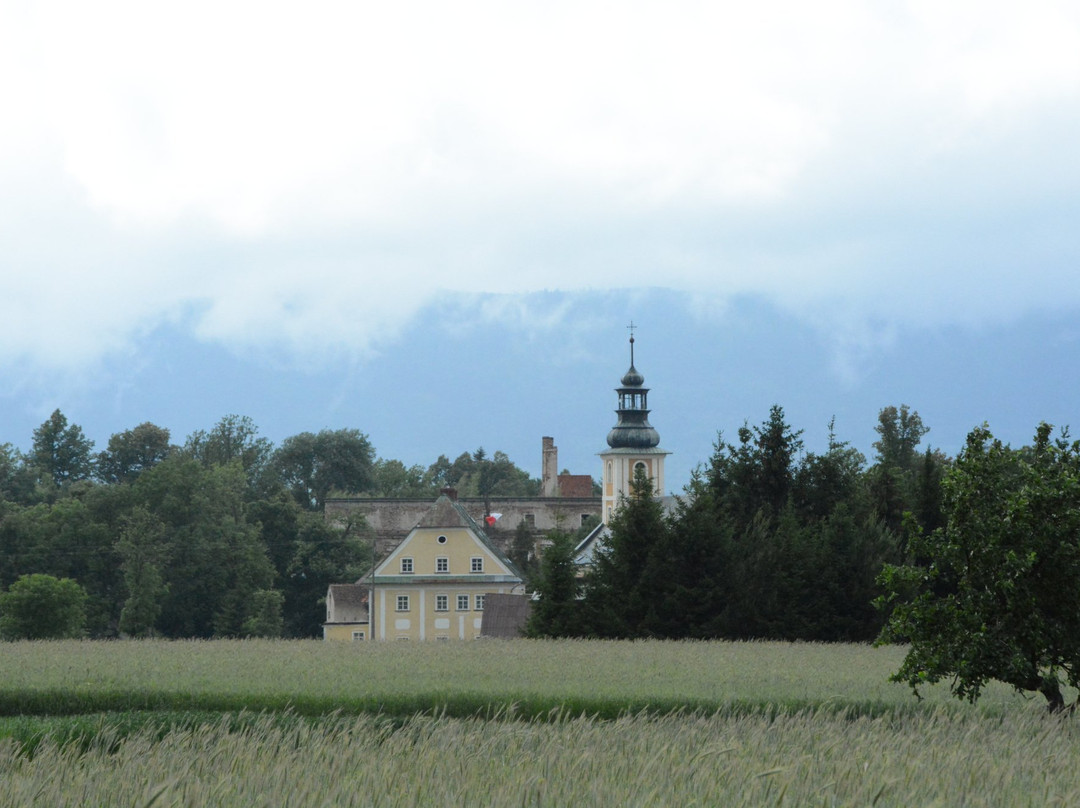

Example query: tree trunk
[1039,678,1066,714]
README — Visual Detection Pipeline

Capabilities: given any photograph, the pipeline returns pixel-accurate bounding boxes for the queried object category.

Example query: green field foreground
[0,637,1019,717]
[2,640,1080,806]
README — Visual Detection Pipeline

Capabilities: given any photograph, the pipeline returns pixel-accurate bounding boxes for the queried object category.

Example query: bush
[0,574,87,640]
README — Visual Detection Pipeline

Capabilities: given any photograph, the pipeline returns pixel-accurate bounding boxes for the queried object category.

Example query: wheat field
[0,639,1072,806]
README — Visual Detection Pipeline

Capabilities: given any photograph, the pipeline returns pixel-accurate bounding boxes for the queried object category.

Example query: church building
[323,327,669,639]
[599,329,671,523]
[575,329,671,566]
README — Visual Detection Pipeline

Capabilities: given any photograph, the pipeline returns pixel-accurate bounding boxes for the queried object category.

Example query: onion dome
[606,334,661,449]
[621,364,645,387]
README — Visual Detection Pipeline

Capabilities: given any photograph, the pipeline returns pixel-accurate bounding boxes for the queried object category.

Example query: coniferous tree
[527,530,581,637]
[30,409,95,487]
[582,466,670,638]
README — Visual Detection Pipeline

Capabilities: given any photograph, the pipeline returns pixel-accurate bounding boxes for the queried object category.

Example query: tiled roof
[328,583,367,607]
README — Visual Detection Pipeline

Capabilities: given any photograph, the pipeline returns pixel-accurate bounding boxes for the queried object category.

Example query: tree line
[530,404,946,642]
[528,405,1080,713]
[0,411,539,639]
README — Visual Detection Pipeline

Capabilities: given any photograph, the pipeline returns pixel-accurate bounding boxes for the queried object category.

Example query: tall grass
[2,709,1079,807]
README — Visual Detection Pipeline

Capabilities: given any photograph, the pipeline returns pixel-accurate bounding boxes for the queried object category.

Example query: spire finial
[627,321,636,365]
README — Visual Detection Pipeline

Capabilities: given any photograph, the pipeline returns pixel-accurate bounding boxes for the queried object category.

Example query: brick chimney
[440,486,458,501]
[541,437,559,497]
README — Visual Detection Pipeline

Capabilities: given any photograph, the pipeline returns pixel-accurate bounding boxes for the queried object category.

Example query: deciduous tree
[271,429,375,510]
[0,573,87,639]
[98,423,172,484]
[878,423,1080,712]
[116,506,169,636]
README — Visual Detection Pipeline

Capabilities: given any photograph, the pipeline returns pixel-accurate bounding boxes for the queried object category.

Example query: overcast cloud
[2,0,1079,377]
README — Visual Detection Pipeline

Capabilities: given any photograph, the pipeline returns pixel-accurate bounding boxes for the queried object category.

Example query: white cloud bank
[1,0,1079,372]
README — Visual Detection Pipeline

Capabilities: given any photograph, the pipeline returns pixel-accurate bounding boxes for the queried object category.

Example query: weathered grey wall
[326,496,601,556]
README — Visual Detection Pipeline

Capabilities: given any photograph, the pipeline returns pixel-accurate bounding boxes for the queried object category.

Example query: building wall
[370,525,523,641]
[372,582,520,641]
[326,496,601,555]
[600,450,668,523]
[323,623,368,641]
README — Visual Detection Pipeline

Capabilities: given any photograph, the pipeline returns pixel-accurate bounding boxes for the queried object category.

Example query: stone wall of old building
[325,495,601,557]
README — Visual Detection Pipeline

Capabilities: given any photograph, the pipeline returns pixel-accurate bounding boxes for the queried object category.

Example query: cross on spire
[627,321,636,364]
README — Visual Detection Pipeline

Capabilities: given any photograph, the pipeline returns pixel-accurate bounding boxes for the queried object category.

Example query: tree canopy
[877,422,1080,711]
[0,573,87,640]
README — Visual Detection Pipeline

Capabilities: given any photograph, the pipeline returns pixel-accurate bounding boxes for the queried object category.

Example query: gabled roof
[325,583,369,624]
[374,494,524,581]
[573,521,609,567]
[416,495,481,529]
[328,583,367,608]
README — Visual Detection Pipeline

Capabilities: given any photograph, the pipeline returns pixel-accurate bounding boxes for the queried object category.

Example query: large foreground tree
[877,423,1080,712]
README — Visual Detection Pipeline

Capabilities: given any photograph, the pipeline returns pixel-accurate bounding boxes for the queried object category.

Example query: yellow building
[324,493,524,641]
[322,584,369,641]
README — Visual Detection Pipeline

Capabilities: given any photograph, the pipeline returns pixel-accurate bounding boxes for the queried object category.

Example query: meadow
[1,639,1077,806]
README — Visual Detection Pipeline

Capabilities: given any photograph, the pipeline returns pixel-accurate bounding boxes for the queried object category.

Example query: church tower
[600,327,670,523]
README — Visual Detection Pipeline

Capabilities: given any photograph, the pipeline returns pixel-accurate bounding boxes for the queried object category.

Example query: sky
[1,0,1078,493]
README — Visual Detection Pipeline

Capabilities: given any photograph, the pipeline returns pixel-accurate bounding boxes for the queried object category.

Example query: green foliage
[371,458,435,498]
[271,428,376,510]
[508,519,539,588]
[131,456,275,638]
[242,590,285,637]
[30,409,95,487]
[280,508,372,638]
[0,493,123,635]
[0,443,36,505]
[674,409,898,642]
[526,530,579,637]
[183,414,273,490]
[868,405,945,533]
[0,574,87,639]
[878,422,1080,711]
[116,507,168,637]
[96,423,172,484]
[438,449,540,501]
[873,404,929,469]
[583,466,671,637]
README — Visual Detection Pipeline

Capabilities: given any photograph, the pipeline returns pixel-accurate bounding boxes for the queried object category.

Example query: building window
[436,636,449,641]
[475,594,486,611]
[470,557,484,573]
[396,595,410,612]
[523,513,535,527]
[436,557,449,573]
[351,630,365,641]
[435,595,448,612]
[437,535,447,544]
[400,557,413,574]
[456,594,470,611]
